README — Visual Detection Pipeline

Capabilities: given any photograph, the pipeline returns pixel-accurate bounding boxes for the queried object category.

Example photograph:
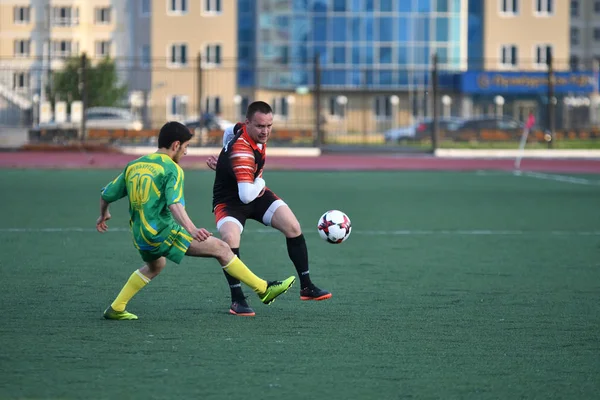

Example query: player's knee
[145,257,166,277]
[219,230,240,247]
[214,238,234,262]
[286,220,302,237]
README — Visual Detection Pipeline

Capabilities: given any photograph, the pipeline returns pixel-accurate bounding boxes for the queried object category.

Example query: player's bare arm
[168,203,212,242]
[96,197,112,233]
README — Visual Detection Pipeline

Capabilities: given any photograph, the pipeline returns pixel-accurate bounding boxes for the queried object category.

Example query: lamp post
[233,94,242,121]
[390,95,399,131]
[286,95,295,127]
[441,95,452,118]
[336,95,348,135]
[494,95,505,118]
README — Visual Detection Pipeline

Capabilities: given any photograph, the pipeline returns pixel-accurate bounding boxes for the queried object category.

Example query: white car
[38,107,143,131]
[85,107,143,131]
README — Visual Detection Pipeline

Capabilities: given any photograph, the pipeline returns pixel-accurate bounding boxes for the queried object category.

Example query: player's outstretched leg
[103,257,166,320]
[218,222,256,316]
[271,205,332,301]
[186,236,295,306]
[223,248,255,316]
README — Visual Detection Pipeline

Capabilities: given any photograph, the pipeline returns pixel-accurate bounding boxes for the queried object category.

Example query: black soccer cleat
[229,297,256,316]
[300,284,332,301]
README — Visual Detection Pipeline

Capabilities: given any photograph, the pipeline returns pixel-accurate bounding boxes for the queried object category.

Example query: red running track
[1,151,600,173]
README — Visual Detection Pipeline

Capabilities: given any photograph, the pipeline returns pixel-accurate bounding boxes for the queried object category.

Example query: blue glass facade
[467,0,483,70]
[237,0,256,87]
[242,0,465,89]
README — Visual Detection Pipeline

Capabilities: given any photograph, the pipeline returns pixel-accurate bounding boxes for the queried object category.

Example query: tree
[49,55,127,108]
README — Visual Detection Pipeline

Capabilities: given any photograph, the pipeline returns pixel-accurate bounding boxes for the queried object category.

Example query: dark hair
[158,121,193,149]
[245,101,273,120]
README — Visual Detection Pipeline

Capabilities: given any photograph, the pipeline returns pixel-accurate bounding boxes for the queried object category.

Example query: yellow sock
[111,270,150,312]
[223,256,267,294]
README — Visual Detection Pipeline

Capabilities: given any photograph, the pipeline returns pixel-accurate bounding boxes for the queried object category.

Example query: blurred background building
[1,0,600,142]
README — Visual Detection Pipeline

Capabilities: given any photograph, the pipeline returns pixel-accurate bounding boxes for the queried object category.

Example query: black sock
[286,234,312,288]
[223,248,245,301]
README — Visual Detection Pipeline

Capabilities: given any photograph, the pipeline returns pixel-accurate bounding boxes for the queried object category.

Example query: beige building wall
[0,0,130,103]
[483,0,570,71]
[148,0,237,127]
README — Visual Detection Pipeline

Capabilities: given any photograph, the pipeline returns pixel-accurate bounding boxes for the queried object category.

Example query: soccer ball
[317,210,352,244]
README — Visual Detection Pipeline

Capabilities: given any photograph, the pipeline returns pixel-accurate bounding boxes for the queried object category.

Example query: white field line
[513,171,600,186]
[0,227,599,236]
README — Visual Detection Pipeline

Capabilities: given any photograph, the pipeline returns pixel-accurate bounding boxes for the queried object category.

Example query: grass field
[1,169,599,399]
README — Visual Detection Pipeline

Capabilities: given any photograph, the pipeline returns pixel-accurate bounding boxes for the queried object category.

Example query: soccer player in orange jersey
[208,101,331,316]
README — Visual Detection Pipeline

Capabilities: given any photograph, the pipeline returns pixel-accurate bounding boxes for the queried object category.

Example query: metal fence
[1,54,600,149]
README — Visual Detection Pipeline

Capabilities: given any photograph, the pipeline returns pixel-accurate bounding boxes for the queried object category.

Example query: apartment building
[570,0,600,69]
[138,0,237,128]
[462,0,572,122]
[469,0,569,71]
[0,0,131,125]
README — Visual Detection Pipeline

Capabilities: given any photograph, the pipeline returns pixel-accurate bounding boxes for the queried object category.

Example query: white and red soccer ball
[317,210,352,244]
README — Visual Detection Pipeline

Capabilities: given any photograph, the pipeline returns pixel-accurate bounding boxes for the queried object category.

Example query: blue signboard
[458,71,596,94]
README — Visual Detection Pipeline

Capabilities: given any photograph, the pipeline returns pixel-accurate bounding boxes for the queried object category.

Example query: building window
[535,0,554,15]
[52,40,78,58]
[571,28,580,45]
[500,45,518,67]
[141,45,151,67]
[141,0,151,16]
[95,7,111,24]
[374,96,392,119]
[570,56,579,71]
[378,46,393,64]
[203,0,222,14]
[168,0,188,14]
[500,0,519,15]
[204,96,221,115]
[570,0,579,17]
[272,97,289,118]
[595,1,600,13]
[13,72,29,90]
[13,40,31,57]
[204,44,222,66]
[332,46,346,64]
[168,96,188,119]
[594,28,600,41]
[13,6,31,23]
[534,44,552,67]
[52,7,79,26]
[169,44,188,67]
[95,41,111,58]
[328,96,347,118]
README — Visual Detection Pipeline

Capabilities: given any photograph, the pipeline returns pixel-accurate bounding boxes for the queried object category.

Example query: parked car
[184,113,235,131]
[384,117,463,142]
[85,107,143,131]
[455,116,524,131]
[447,116,540,141]
[38,107,143,131]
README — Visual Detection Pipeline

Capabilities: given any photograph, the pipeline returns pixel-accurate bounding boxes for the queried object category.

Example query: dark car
[184,113,235,131]
[449,116,534,141]
[384,117,463,142]
[457,116,525,131]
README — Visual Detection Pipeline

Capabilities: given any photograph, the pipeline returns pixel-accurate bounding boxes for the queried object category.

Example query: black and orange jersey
[212,123,266,209]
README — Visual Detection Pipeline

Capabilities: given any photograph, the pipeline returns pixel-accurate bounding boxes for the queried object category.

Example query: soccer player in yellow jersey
[97,121,295,320]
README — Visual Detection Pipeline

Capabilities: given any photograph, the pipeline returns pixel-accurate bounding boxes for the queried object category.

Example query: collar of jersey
[241,124,266,153]
[153,152,175,164]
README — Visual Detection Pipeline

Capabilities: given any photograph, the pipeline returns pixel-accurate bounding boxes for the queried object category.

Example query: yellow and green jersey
[101,153,187,253]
